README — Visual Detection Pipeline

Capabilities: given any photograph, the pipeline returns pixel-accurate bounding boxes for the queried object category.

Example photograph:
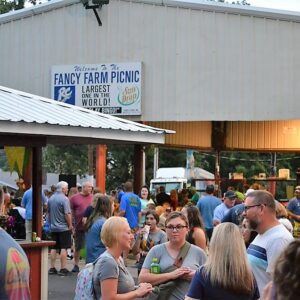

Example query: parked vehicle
[150,167,215,196]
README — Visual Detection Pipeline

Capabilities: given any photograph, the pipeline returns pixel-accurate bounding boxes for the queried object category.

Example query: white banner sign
[51,62,142,115]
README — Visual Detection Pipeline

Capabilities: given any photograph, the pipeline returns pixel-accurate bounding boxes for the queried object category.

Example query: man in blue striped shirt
[243,190,293,295]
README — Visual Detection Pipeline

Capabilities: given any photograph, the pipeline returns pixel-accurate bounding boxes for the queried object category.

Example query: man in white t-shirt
[243,190,293,295]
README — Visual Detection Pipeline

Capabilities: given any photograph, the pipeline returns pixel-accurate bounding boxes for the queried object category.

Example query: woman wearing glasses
[139,211,207,300]
[185,222,259,300]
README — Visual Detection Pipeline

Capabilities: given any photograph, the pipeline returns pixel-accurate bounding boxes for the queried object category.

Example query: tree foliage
[106,144,134,191]
[42,144,89,175]
[2,145,300,199]
[0,0,40,14]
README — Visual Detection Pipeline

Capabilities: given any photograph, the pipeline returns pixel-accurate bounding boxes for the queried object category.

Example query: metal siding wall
[0,1,300,121]
[147,121,212,149]
[226,121,300,150]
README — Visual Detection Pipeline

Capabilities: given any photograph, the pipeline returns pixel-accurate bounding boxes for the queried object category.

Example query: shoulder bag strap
[173,241,191,268]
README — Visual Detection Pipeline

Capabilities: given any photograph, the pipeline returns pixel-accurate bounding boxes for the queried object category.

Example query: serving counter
[18,240,56,300]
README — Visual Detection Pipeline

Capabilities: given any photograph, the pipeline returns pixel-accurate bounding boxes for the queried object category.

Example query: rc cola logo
[54,86,75,105]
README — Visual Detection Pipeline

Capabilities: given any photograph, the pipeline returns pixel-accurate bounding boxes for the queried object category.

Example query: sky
[30,1,300,12]
[176,0,300,12]
[248,0,300,12]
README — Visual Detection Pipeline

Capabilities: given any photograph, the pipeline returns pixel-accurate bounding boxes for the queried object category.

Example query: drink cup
[143,225,150,240]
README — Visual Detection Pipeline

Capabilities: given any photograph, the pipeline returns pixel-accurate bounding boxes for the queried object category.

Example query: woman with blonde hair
[185,222,259,300]
[92,216,153,299]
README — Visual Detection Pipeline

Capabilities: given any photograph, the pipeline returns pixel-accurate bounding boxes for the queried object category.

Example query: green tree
[0,149,8,170]
[42,144,88,175]
[39,145,300,197]
[0,0,40,14]
[0,1,13,14]
[106,144,134,191]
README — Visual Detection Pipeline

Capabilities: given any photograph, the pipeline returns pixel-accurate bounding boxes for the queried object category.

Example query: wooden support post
[215,150,221,197]
[32,146,42,238]
[96,144,107,193]
[88,145,94,176]
[153,147,159,179]
[133,145,145,194]
[269,152,277,196]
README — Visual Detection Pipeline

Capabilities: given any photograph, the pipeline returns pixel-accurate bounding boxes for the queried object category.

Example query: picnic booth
[0,85,172,299]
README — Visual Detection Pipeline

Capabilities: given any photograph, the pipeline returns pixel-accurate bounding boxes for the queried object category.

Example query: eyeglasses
[165,225,187,231]
[244,204,261,212]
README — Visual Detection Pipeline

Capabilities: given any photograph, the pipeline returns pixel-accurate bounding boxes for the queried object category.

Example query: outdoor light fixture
[81,0,110,26]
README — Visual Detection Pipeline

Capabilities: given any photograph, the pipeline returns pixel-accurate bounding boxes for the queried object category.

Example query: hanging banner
[4,146,26,175]
[51,62,142,116]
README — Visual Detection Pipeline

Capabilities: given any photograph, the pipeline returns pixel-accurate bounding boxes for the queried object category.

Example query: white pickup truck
[150,167,215,195]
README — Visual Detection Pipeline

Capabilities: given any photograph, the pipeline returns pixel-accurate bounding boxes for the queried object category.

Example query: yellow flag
[4,146,26,176]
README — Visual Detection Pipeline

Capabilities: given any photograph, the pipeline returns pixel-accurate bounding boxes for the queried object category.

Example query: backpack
[74,258,99,300]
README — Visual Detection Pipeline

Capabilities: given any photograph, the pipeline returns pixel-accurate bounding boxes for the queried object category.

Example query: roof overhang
[0,122,167,146]
[0,85,174,146]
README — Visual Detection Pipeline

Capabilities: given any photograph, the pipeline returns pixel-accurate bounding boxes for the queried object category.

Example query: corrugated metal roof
[0,85,173,143]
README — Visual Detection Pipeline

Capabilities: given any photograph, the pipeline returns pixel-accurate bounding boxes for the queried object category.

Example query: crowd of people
[1,179,300,299]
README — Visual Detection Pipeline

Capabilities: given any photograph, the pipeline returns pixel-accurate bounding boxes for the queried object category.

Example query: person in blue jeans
[21,186,48,241]
[196,185,221,240]
[85,194,113,263]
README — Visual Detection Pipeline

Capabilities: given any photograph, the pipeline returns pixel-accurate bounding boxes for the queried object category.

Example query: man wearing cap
[221,203,245,225]
[15,178,26,199]
[244,190,293,295]
[213,191,236,226]
[287,185,300,237]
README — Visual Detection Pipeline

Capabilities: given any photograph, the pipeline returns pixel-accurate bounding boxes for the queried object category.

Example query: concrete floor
[48,256,138,300]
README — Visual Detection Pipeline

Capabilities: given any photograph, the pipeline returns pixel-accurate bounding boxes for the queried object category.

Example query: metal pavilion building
[0,0,300,152]
[1,2,300,297]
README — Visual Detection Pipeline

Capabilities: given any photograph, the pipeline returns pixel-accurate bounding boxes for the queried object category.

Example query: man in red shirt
[70,181,93,272]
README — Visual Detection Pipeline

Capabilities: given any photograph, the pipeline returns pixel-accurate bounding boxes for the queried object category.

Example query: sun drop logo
[117,86,140,106]
[54,86,75,105]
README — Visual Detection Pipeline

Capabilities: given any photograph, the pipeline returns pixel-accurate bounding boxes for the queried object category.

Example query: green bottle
[150,257,161,274]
